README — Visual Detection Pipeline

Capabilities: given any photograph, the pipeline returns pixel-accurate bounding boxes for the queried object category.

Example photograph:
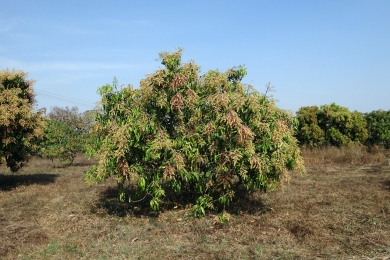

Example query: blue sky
[1,1,389,113]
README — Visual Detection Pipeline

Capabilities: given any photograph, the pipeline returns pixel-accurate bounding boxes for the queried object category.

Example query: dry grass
[301,145,390,167]
[1,148,390,259]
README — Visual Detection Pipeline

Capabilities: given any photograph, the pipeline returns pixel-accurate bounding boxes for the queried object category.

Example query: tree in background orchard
[364,110,390,149]
[48,106,95,133]
[296,103,368,148]
[85,49,305,219]
[38,106,96,164]
[0,69,45,172]
[294,106,325,148]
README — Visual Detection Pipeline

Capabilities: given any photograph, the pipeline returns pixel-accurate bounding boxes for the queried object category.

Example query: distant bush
[0,69,45,171]
[296,103,368,148]
[364,110,390,149]
[85,49,305,218]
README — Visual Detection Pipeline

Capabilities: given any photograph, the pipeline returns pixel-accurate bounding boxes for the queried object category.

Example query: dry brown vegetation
[1,149,390,259]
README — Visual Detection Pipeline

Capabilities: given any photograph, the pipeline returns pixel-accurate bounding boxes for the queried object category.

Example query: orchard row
[1,50,388,218]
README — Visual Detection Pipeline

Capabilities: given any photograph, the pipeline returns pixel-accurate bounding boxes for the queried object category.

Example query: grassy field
[1,147,390,259]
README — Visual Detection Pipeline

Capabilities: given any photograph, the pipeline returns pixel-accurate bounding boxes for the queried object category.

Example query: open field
[1,148,390,259]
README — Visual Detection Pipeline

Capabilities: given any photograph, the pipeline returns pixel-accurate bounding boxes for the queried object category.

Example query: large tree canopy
[85,49,305,217]
[0,69,45,172]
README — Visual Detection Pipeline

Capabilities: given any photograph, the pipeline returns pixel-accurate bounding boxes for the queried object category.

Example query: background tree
[47,106,97,134]
[39,119,83,164]
[364,110,390,149]
[296,103,368,148]
[295,106,325,148]
[38,106,96,164]
[85,49,305,217]
[0,69,45,171]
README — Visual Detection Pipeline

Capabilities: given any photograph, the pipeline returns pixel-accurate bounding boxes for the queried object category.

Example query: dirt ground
[1,150,390,259]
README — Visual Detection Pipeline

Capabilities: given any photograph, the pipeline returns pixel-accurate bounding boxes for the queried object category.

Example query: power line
[36,89,95,105]
[36,92,94,108]
[34,88,96,109]
[36,92,95,108]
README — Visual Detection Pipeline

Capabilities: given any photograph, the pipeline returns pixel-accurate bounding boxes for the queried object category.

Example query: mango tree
[364,110,390,149]
[85,49,305,217]
[0,69,45,172]
[39,106,96,164]
[296,103,368,148]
